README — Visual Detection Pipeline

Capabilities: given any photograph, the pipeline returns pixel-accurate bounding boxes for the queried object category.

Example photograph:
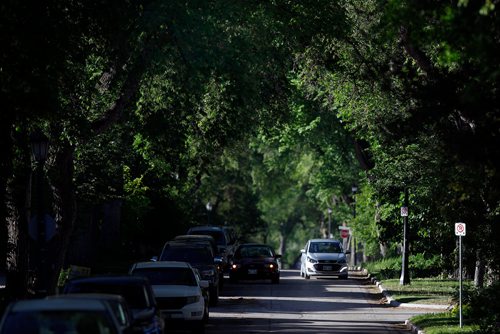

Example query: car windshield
[309,242,341,253]
[236,246,273,258]
[0,310,117,334]
[160,247,212,263]
[65,283,150,309]
[131,268,197,286]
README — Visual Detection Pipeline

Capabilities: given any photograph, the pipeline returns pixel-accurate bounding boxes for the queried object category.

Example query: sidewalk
[349,267,451,334]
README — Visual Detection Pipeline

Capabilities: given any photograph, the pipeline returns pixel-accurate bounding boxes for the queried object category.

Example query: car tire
[271,275,280,284]
[229,274,238,283]
[304,273,310,279]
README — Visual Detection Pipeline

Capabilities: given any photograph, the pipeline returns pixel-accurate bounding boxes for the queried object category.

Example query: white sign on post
[400,207,408,217]
[455,222,466,236]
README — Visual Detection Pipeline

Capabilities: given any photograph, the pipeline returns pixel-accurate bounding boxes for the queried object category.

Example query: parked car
[186,226,237,262]
[49,293,137,333]
[173,234,226,287]
[229,243,281,284]
[159,241,220,305]
[63,275,164,334]
[300,239,349,279]
[129,261,209,334]
[0,296,125,334]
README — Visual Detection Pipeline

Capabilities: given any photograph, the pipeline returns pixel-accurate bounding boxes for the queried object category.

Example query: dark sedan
[229,243,281,284]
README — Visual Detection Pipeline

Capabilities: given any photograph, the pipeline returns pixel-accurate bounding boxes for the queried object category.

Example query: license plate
[323,265,332,271]
[248,269,258,275]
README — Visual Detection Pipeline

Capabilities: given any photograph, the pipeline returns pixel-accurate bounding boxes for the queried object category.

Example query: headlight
[266,263,276,269]
[307,256,318,264]
[231,264,240,269]
[186,295,200,304]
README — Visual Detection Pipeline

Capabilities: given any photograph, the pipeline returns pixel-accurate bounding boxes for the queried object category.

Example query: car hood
[309,253,346,261]
[236,257,277,265]
[151,285,200,298]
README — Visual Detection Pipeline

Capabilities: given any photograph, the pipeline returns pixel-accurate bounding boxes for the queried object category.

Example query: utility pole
[400,188,410,285]
[327,208,332,238]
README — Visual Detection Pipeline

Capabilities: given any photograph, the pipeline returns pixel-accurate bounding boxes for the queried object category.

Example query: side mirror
[199,280,209,289]
[214,256,223,264]
[300,249,305,253]
[150,256,158,262]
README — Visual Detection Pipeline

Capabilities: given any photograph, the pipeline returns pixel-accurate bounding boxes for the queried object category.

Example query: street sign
[340,229,349,239]
[455,222,466,236]
[401,206,408,217]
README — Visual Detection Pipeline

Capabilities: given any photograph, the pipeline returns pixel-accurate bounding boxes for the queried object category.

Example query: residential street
[203,270,433,334]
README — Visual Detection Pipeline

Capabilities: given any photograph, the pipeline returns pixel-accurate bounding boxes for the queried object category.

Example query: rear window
[131,267,197,286]
[160,246,213,263]
[190,230,226,246]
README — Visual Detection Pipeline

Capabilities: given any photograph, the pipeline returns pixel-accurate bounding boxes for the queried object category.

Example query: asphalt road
[201,269,433,334]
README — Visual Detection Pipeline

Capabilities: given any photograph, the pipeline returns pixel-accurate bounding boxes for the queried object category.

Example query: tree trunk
[4,138,33,300]
[47,144,77,294]
[474,249,485,288]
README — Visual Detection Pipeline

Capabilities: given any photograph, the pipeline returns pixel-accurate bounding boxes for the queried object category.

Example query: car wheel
[271,275,280,284]
[304,273,310,279]
[229,274,238,283]
[338,274,348,280]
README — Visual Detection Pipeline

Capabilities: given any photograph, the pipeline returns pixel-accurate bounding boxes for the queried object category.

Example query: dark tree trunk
[47,144,76,294]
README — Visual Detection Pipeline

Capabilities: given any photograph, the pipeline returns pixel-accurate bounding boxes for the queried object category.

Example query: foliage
[458,281,500,333]
[410,312,478,334]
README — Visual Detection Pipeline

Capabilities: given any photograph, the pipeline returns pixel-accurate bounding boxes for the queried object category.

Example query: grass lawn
[410,312,478,334]
[380,278,471,305]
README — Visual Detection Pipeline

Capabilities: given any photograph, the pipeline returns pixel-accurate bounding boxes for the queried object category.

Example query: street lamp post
[400,188,410,285]
[327,208,332,239]
[30,130,49,296]
[206,202,213,225]
[351,185,358,267]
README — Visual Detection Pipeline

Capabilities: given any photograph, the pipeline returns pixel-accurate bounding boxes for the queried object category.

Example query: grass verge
[380,278,470,305]
[410,312,478,334]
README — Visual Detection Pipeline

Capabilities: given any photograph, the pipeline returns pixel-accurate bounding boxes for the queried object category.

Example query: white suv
[129,261,209,333]
[300,239,349,279]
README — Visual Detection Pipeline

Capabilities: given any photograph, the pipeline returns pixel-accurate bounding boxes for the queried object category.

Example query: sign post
[455,222,466,328]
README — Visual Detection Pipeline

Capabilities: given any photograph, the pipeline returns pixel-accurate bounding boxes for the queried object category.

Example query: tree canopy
[1,0,498,299]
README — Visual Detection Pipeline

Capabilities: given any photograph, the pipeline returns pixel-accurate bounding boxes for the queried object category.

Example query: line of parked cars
[0,225,289,334]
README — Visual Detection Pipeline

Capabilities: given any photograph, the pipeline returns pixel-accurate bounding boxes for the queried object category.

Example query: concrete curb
[405,319,425,334]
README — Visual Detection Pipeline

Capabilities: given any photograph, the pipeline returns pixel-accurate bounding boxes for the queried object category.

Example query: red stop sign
[340,229,349,239]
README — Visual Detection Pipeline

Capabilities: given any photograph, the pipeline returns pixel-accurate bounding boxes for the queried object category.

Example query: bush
[467,281,500,334]
[364,254,444,280]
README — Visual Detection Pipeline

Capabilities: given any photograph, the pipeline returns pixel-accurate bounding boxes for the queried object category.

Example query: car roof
[188,226,225,232]
[10,298,108,312]
[132,261,192,269]
[49,293,127,303]
[309,239,341,243]
[66,275,150,285]
[175,234,216,241]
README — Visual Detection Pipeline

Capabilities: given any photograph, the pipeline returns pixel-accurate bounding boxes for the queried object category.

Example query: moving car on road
[300,239,349,279]
[229,243,281,284]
